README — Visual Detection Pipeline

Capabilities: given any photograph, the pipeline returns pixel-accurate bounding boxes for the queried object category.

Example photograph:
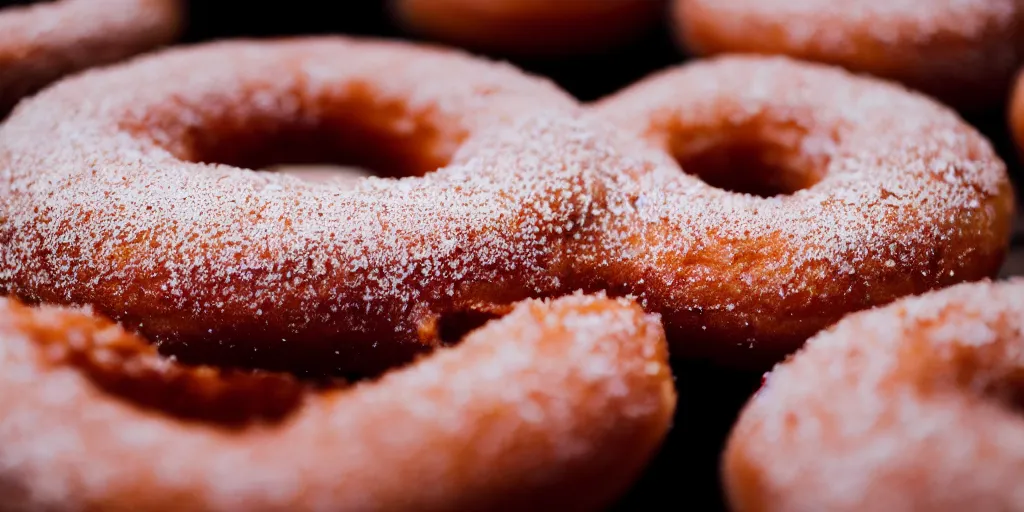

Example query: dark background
[4,1,1022,509]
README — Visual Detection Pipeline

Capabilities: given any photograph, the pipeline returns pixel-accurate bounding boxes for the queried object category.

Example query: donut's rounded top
[673,0,1024,110]
[390,0,664,57]
[588,55,1013,364]
[0,292,674,511]
[0,0,182,117]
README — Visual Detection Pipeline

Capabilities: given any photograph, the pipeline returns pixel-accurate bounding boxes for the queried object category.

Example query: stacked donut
[0,2,1021,510]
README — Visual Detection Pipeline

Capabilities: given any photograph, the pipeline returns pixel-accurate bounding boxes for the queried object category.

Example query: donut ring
[0,292,676,510]
[723,279,1024,511]
[389,0,663,57]
[0,37,604,376]
[0,0,182,117]
[586,56,1013,367]
[672,0,1024,111]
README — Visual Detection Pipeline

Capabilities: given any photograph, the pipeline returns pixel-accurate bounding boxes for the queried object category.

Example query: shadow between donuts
[57,309,498,429]
[667,119,827,198]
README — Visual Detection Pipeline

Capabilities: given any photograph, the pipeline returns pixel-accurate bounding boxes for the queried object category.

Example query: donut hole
[668,125,830,197]
[264,163,375,185]
[59,337,341,429]
[61,309,507,430]
[163,89,456,180]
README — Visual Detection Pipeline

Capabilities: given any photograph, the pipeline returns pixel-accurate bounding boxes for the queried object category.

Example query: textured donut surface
[0,0,181,117]
[0,37,606,375]
[0,293,675,511]
[587,55,1013,366]
[673,0,1024,110]
[723,279,1024,511]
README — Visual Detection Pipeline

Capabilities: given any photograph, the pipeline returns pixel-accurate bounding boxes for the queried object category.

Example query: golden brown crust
[0,0,182,117]
[723,279,1024,511]
[672,0,1024,111]
[587,56,1013,367]
[390,0,663,57]
[0,293,675,511]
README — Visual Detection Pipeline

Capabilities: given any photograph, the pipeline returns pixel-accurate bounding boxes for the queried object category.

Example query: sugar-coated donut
[586,55,1013,367]
[389,0,663,57]
[0,292,676,511]
[0,37,630,376]
[0,0,181,117]
[723,279,1024,511]
[672,0,1024,111]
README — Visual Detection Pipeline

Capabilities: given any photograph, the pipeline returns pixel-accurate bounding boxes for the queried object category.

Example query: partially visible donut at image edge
[672,0,1024,111]
[0,293,675,511]
[0,0,182,117]
[723,278,1024,511]
[389,0,665,57]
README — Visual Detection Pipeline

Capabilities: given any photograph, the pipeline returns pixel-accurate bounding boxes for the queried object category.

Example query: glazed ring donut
[0,293,676,511]
[586,55,1013,367]
[0,0,182,117]
[0,37,602,377]
[723,279,1024,511]
[389,0,663,57]
[672,0,1024,111]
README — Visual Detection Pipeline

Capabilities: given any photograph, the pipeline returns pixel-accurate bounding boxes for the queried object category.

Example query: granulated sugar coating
[589,55,1013,366]
[0,0,182,118]
[723,278,1024,511]
[0,293,675,511]
[672,0,1024,111]
[0,37,595,375]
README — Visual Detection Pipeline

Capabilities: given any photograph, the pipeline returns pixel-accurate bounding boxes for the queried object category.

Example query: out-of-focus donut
[1009,67,1024,161]
[585,55,1013,367]
[723,279,1024,511]
[390,0,664,57]
[0,0,182,117]
[0,293,676,511]
[672,0,1024,111]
